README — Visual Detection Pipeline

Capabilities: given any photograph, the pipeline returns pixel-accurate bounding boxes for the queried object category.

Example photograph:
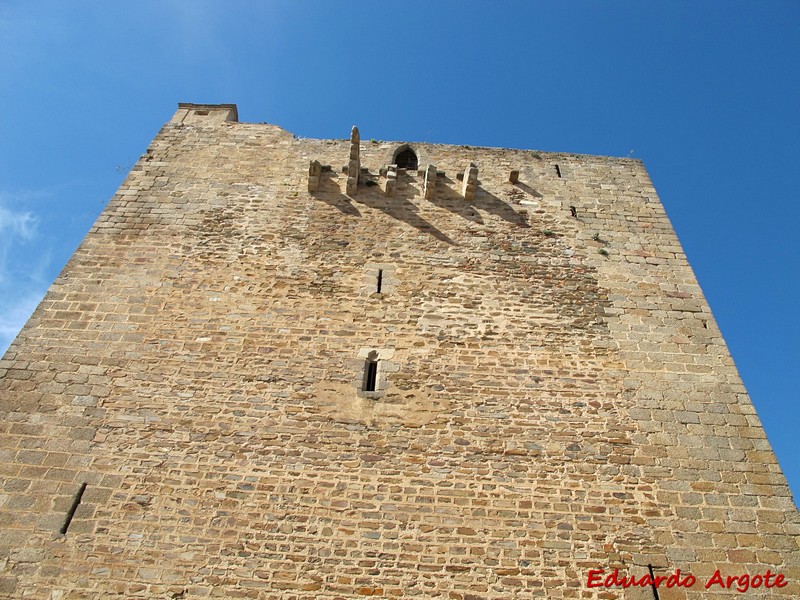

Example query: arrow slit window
[363,352,379,392]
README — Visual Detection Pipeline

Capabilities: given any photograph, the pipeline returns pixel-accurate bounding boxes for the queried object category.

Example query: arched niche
[392,145,419,170]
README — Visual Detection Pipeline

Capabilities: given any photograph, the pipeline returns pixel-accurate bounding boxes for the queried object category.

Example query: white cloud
[0,205,38,239]
[0,290,45,355]
[0,196,48,355]
[0,204,40,285]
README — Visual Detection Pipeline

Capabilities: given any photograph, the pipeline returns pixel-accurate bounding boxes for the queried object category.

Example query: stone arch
[391,144,420,170]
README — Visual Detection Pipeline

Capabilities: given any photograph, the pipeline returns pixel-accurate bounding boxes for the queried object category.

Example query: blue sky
[1,2,798,499]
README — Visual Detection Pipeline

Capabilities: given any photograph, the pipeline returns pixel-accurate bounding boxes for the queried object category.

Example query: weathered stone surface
[307,159,322,192]
[384,163,397,197]
[346,125,360,195]
[423,163,436,200]
[0,102,797,598]
[462,162,478,200]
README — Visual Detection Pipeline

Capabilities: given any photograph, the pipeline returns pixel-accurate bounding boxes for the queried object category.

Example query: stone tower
[0,103,797,599]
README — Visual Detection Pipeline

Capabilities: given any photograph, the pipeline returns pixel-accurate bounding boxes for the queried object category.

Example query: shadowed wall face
[0,104,797,598]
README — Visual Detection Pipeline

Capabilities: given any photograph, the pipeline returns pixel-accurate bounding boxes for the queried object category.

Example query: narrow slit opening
[364,359,378,392]
[570,206,577,218]
[555,164,562,178]
[647,564,661,600]
[377,269,383,294]
[61,482,87,535]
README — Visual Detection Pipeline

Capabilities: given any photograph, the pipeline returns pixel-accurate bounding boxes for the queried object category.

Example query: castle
[0,103,797,598]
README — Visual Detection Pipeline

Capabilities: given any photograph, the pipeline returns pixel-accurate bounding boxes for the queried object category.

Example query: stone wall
[0,103,797,598]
